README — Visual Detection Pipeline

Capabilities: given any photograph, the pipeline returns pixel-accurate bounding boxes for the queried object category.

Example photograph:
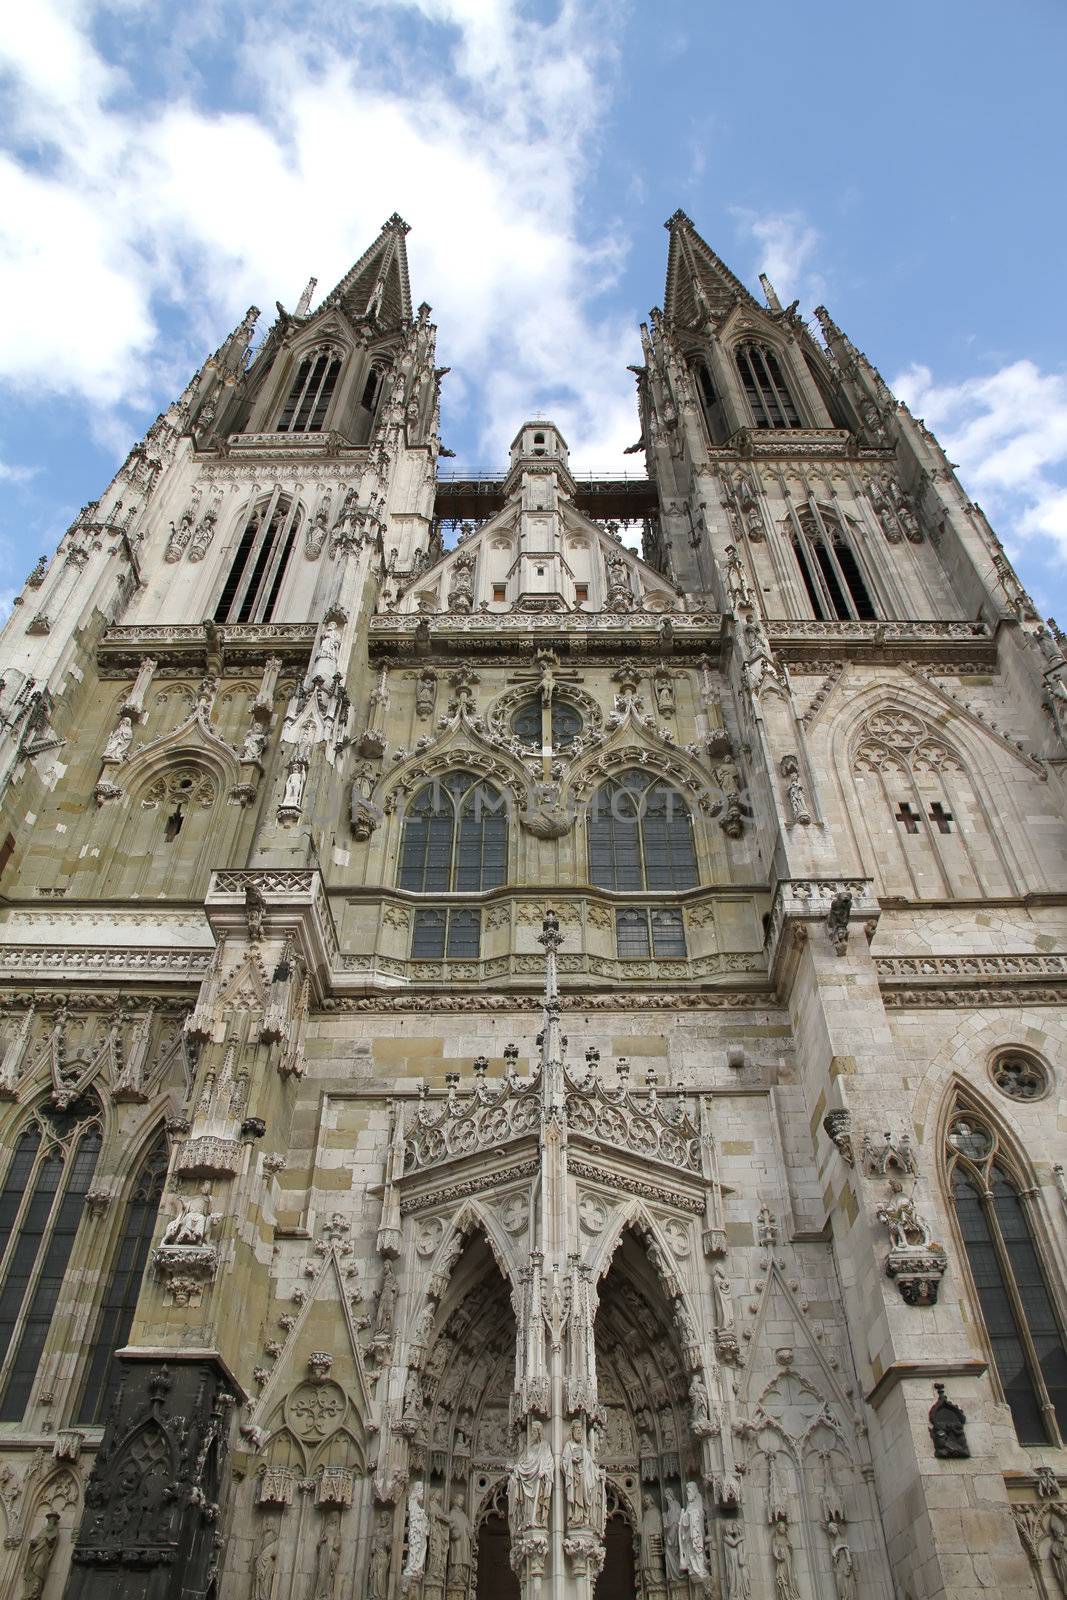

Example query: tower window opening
[163,806,184,841]
[736,342,801,429]
[214,495,300,624]
[277,351,341,434]
[362,363,386,410]
[793,510,877,622]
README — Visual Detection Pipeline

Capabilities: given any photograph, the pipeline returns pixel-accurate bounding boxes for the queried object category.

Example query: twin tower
[0,211,1062,1600]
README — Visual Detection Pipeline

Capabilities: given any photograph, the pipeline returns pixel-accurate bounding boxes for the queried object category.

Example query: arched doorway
[475,1508,520,1600]
[595,1510,637,1600]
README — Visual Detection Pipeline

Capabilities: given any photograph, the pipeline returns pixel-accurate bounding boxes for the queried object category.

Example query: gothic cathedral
[0,210,1062,1600]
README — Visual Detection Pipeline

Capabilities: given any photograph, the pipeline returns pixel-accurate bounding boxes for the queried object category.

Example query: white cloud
[893,359,1067,562]
[0,0,641,470]
[732,207,824,310]
[0,460,37,486]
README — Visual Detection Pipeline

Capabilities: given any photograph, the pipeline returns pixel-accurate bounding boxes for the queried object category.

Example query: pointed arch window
[398,771,508,893]
[946,1098,1067,1444]
[277,348,341,433]
[77,1131,168,1426]
[214,491,301,624]
[361,362,386,411]
[587,770,698,891]
[736,342,801,429]
[0,1096,102,1420]
[792,509,876,621]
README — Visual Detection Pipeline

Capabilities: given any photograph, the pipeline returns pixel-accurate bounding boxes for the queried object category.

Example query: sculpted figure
[713,1267,735,1331]
[560,1419,598,1528]
[281,756,307,811]
[771,1516,802,1600]
[312,1509,341,1600]
[827,1521,857,1600]
[426,1491,449,1582]
[508,1419,554,1534]
[368,1513,391,1600]
[689,1373,711,1429]
[446,1492,472,1597]
[1050,1512,1067,1597]
[374,1261,398,1338]
[103,713,134,762]
[160,1184,213,1247]
[723,1524,751,1600]
[678,1481,707,1580]
[253,1525,278,1600]
[640,1491,664,1583]
[21,1513,60,1600]
[662,1487,682,1583]
[402,1482,429,1589]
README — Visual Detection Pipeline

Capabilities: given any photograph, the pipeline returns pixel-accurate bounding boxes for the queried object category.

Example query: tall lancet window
[0,1096,102,1420]
[214,491,301,624]
[946,1094,1067,1445]
[276,348,341,433]
[587,771,698,892]
[736,342,801,429]
[792,509,877,621]
[398,771,508,961]
[77,1132,168,1426]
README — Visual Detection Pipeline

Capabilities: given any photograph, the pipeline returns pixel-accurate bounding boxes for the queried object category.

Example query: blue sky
[2,0,1066,619]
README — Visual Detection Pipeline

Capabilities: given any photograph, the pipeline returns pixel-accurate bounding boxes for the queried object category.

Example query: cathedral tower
[0,212,1060,1600]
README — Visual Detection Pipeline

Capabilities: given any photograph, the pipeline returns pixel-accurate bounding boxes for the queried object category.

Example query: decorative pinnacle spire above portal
[537,910,565,1118]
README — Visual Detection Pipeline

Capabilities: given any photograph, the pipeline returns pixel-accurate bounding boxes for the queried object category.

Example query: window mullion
[984,1188,1061,1444]
[252,496,299,623]
[231,488,280,622]
[0,1142,68,1396]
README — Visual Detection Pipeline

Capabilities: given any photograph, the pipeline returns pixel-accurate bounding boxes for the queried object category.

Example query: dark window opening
[615,907,686,959]
[736,342,801,429]
[214,496,299,624]
[574,584,588,604]
[493,584,507,602]
[164,807,184,842]
[277,353,341,434]
[361,364,385,410]
[411,908,482,960]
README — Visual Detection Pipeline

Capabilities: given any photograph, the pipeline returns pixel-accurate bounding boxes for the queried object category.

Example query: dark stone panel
[64,1355,234,1600]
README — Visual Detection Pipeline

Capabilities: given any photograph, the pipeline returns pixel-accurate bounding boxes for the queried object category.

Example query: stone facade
[0,210,1057,1599]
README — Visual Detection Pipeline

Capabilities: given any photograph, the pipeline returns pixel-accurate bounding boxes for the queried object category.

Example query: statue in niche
[662,1487,682,1584]
[402,1482,429,1590]
[508,1419,554,1534]
[311,1509,341,1600]
[426,1491,449,1584]
[374,1261,398,1338]
[723,1523,751,1600]
[160,1184,215,1247]
[640,1492,664,1585]
[712,1267,735,1332]
[826,1521,857,1600]
[560,1419,597,1528]
[678,1482,707,1581]
[928,1384,969,1459]
[103,713,135,762]
[241,725,268,763]
[253,1523,278,1600]
[771,1515,801,1600]
[21,1513,60,1600]
[688,1373,711,1430]
[368,1511,391,1600]
[446,1492,472,1599]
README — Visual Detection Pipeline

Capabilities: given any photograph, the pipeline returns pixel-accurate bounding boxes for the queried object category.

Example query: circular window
[512,699,583,749]
[990,1049,1050,1102]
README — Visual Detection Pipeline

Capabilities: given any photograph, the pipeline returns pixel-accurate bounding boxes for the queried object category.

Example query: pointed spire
[663,209,757,326]
[759,272,782,312]
[295,276,318,317]
[322,214,413,328]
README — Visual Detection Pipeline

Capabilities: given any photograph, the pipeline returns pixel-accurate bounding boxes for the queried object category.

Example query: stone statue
[281,756,308,811]
[771,1516,801,1600]
[877,1192,934,1252]
[21,1512,60,1600]
[723,1523,751,1600]
[508,1419,554,1534]
[103,713,134,762]
[375,1261,398,1338]
[640,1491,664,1584]
[368,1513,391,1600]
[253,1524,278,1600]
[827,1521,857,1600]
[928,1384,969,1459]
[688,1373,711,1430]
[402,1482,429,1589]
[678,1481,707,1580]
[663,1487,682,1583]
[312,1509,341,1600]
[426,1490,449,1583]
[311,619,342,683]
[446,1492,472,1598]
[160,1184,214,1247]
[713,1267,735,1331]
[241,726,268,763]
[560,1419,598,1528]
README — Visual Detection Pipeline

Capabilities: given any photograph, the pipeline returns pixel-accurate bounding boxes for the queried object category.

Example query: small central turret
[504,420,577,612]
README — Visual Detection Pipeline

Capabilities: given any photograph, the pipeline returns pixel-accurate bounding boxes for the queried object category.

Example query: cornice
[98,621,316,676]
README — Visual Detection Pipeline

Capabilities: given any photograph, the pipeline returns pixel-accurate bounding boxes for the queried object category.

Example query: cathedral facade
[0,209,1061,1600]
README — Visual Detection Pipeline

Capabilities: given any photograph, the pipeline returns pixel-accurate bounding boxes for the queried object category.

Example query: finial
[295,276,318,316]
[538,909,563,954]
[758,273,782,312]
[473,1055,488,1080]
[664,209,694,231]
